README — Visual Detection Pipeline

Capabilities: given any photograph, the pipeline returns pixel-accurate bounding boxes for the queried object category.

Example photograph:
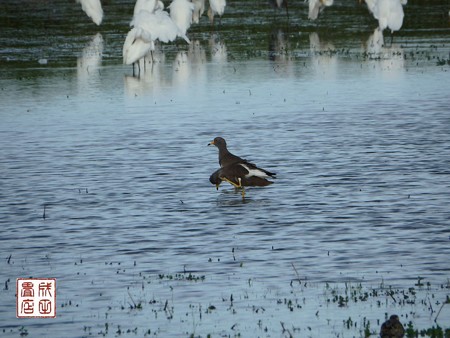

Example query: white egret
[192,0,206,24]
[133,0,164,15]
[123,7,190,72]
[169,0,195,37]
[207,0,226,25]
[77,0,103,26]
[308,0,334,20]
[364,0,407,33]
[133,0,157,15]
[122,26,153,68]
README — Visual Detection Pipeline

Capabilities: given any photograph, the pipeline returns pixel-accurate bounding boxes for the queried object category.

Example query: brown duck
[208,137,245,167]
[208,137,276,198]
[380,315,405,338]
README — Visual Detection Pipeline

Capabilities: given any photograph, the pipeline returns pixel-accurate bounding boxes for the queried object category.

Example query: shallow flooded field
[1,0,450,337]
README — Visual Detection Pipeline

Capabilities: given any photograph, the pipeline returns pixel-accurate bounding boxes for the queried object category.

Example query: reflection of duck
[380,315,405,338]
[308,0,334,20]
[208,137,276,199]
[77,0,103,26]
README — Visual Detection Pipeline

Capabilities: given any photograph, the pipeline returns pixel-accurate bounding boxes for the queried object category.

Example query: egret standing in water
[365,0,407,33]
[192,0,206,24]
[308,0,334,20]
[169,0,195,38]
[77,0,103,25]
[133,0,163,15]
[123,0,191,74]
[207,0,226,26]
[123,0,160,71]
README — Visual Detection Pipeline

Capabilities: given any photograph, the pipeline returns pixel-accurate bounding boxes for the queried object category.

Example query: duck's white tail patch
[239,163,270,179]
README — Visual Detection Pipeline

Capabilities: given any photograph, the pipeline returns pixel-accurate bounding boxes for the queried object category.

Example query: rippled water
[1,0,449,337]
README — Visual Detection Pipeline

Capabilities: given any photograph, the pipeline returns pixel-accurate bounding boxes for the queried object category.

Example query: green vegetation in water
[99,269,450,338]
[405,322,450,338]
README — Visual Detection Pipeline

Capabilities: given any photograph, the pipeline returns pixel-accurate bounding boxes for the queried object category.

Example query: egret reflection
[77,33,103,92]
[123,59,169,97]
[172,51,191,86]
[209,33,227,63]
[269,28,295,76]
[269,28,290,61]
[309,32,338,78]
[365,28,405,75]
[188,40,207,64]
[366,27,385,55]
[123,36,228,95]
[188,40,208,80]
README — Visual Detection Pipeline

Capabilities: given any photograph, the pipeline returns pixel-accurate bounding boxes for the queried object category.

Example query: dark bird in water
[208,137,245,168]
[208,137,276,198]
[380,314,405,338]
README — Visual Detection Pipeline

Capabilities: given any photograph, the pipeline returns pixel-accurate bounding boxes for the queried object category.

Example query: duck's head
[208,137,227,148]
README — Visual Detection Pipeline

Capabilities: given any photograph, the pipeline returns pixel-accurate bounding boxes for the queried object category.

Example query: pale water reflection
[77,33,104,93]
[1,1,449,337]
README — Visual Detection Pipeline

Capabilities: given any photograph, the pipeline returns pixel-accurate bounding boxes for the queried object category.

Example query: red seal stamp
[16,278,56,318]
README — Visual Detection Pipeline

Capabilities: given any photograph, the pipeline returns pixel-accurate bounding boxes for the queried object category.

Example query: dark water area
[1,0,450,337]
[1,0,450,66]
